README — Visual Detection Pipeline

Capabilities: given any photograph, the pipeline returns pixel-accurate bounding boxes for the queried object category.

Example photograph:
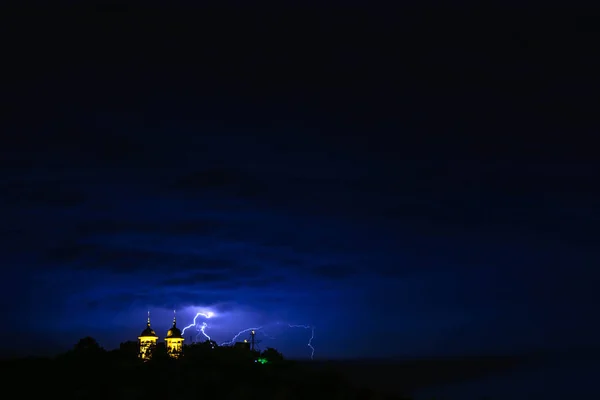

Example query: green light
[256,358,269,364]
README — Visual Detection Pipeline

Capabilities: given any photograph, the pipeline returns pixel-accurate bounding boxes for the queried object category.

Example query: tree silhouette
[261,347,284,363]
[34,339,408,398]
[73,336,105,355]
[119,340,139,360]
[184,340,217,358]
[202,339,218,349]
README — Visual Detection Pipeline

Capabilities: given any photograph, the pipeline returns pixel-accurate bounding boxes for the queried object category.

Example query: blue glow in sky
[1,12,598,360]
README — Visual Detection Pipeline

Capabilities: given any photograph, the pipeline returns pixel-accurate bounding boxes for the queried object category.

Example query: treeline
[58,336,286,365]
[2,337,412,399]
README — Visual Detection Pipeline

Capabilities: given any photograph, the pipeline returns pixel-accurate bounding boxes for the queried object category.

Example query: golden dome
[140,324,158,337]
[166,323,183,339]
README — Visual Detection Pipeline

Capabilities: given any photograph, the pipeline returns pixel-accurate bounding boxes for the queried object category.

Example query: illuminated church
[138,311,184,360]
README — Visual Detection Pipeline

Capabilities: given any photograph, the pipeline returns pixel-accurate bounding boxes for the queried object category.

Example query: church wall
[165,338,184,358]
[138,336,158,360]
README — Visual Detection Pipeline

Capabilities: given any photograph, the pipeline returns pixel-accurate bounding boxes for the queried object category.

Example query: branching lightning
[220,327,262,346]
[288,324,315,360]
[181,312,214,342]
[181,311,315,359]
[199,322,210,341]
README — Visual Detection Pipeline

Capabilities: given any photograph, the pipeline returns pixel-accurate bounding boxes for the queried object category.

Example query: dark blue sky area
[1,10,598,359]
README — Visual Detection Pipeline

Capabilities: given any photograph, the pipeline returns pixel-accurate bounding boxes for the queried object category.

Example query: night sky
[2,9,599,360]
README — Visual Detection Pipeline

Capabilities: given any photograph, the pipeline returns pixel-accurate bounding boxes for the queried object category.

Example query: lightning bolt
[181,312,214,342]
[220,327,262,346]
[288,324,316,360]
[199,322,211,341]
[181,312,314,358]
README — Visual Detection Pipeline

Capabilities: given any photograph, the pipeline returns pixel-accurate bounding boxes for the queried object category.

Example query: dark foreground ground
[2,352,545,399]
[297,355,530,397]
[3,355,412,399]
[303,350,600,398]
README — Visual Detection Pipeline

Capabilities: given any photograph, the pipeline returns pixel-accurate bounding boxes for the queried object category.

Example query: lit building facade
[165,311,184,359]
[138,312,158,361]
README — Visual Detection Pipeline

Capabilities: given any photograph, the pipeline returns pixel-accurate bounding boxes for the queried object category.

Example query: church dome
[140,324,158,337]
[166,324,183,339]
[139,312,158,338]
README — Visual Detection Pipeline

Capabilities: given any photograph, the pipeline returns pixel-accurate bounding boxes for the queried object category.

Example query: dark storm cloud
[170,167,267,198]
[3,115,150,170]
[251,294,289,304]
[100,288,215,310]
[43,242,95,264]
[0,179,88,208]
[310,263,360,279]
[101,289,235,310]
[74,218,225,237]
[46,129,145,165]
[42,242,238,274]
[160,264,274,285]
[162,271,235,285]
[163,273,287,290]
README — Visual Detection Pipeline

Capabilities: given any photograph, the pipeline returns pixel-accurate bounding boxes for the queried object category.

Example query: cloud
[41,242,240,275]
[43,242,96,264]
[160,262,291,291]
[98,290,221,310]
[0,179,87,208]
[162,271,237,286]
[309,263,360,279]
[41,237,301,293]
[85,132,146,163]
[207,275,289,290]
[74,218,225,237]
[170,167,266,198]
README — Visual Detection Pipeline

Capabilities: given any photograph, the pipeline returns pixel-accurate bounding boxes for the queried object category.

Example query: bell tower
[165,310,184,358]
[138,311,158,360]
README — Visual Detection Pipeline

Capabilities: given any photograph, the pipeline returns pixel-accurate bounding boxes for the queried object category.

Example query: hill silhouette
[2,336,413,399]
[3,336,561,398]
